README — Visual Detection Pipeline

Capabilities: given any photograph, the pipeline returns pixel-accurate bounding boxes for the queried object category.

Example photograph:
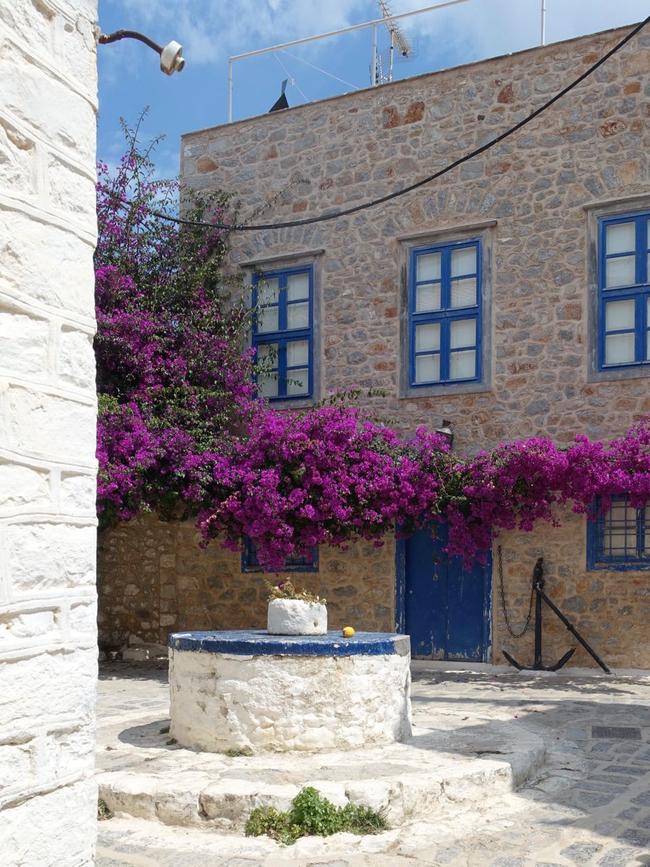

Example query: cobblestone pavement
[96,663,650,866]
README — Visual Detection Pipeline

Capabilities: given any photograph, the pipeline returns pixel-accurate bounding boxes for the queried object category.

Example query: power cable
[272,52,310,103]
[280,48,362,92]
[147,16,649,233]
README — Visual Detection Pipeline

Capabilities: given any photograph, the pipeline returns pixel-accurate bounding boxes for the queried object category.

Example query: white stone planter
[267,598,327,635]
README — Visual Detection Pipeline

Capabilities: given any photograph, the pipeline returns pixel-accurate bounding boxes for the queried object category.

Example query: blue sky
[97,0,648,178]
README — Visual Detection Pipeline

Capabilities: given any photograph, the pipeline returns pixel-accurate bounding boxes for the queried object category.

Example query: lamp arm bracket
[98,29,163,56]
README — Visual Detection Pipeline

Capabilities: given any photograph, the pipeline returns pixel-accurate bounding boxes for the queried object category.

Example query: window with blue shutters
[598,212,650,370]
[242,539,319,573]
[587,496,650,570]
[252,265,313,400]
[409,239,482,387]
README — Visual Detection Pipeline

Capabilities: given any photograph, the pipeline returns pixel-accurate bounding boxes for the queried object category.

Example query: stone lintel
[237,248,325,269]
[395,219,497,243]
[582,192,650,212]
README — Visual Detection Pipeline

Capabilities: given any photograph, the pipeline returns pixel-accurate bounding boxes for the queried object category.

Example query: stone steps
[97,721,545,832]
[96,815,421,866]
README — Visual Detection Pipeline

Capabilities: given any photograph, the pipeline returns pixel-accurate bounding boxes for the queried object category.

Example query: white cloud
[103,0,649,78]
[109,0,368,64]
[98,0,648,158]
[389,0,649,66]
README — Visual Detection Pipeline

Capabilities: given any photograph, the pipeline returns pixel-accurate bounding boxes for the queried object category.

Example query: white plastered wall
[0,1,99,864]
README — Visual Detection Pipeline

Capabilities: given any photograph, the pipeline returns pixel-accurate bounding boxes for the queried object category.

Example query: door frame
[395,533,493,663]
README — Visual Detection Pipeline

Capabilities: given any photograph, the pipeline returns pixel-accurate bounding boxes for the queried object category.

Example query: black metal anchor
[502,557,611,674]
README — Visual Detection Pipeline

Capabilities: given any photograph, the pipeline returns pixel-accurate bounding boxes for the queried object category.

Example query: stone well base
[168,631,412,753]
[98,718,546,832]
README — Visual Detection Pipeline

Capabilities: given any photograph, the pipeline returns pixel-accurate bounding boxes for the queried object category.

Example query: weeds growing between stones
[245,786,388,845]
[97,799,113,821]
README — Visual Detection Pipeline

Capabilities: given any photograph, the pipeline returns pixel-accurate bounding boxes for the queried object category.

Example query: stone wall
[0,2,98,864]
[99,506,649,671]
[98,513,394,646]
[496,512,650,671]
[180,26,650,670]
[181,25,650,450]
[100,26,650,670]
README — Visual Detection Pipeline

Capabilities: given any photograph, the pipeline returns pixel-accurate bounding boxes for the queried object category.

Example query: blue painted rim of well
[168,630,410,657]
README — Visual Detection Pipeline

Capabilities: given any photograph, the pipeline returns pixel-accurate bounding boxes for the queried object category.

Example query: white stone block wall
[0,2,99,865]
[170,648,412,753]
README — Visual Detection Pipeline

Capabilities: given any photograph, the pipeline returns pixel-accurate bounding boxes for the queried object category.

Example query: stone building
[99,24,650,670]
[0,1,99,864]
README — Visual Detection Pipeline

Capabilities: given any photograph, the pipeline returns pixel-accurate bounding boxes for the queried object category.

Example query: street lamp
[435,419,454,450]
[97,30,185,75]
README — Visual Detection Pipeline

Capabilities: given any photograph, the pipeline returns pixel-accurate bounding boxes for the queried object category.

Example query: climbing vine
[96,126,650,569]
[95,121,259,527]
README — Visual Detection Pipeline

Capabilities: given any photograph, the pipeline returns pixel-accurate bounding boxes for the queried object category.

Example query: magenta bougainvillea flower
[95,132,259,527]
[96,133,650,571]
[196,405,451,570]
[194,404,650,570]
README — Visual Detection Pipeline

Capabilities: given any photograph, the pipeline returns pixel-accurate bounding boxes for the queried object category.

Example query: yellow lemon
[342,626,355,637]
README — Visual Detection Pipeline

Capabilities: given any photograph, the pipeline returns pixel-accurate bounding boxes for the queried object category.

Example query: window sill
[587,364,650,384]
[587,561,650,572]
[400,381,491,399]
[266,396,317,410]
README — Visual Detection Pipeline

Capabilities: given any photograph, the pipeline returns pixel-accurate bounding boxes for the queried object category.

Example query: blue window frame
[598,212,650,370]
[241,539,319,573]
[408,239,482,387]
[587,496,650,570]
[252,266,313,400]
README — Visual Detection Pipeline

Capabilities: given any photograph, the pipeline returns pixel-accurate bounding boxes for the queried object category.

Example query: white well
[168,631,411,753]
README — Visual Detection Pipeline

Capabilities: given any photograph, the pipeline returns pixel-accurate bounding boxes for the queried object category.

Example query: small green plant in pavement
[245,786,388,846]
[225,746,253,757]
[97,798,113,821]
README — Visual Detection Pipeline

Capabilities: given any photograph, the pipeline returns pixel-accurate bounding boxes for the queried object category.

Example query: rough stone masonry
[0,2,99,865]
[100,26,650,669]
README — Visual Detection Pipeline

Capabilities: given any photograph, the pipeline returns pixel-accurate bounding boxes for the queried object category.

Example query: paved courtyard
[96,662,650,866]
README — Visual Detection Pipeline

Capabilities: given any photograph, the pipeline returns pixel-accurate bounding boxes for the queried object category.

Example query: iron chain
[497,545,535,639]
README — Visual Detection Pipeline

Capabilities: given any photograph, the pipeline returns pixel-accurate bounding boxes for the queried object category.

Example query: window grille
[587,496,650,570]
[242,538,319,572]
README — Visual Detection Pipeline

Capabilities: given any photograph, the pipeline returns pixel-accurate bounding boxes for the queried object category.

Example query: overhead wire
[146,16,649,233]
[272,51,310,103]
[280,47,362,92]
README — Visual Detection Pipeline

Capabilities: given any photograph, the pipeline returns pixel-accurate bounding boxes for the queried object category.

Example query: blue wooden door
[402,524,491,661]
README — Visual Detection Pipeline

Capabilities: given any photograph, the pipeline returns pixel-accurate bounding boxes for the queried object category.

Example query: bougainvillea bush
[95,125,258,526]
[443,419,650,561]
[196,412,650,570]
[197,406,451,570]
[96,128,650,570]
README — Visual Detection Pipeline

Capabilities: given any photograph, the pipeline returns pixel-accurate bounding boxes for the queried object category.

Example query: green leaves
[245,786,388,846]
[265,579,324,605]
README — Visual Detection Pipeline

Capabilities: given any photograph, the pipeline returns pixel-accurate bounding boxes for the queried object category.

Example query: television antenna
[227,0,471,120]
[373,0,413,85]
[225,0,552,122]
